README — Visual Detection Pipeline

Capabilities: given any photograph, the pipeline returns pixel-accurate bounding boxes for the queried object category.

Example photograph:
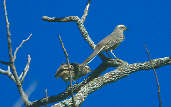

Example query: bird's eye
[120,26,124,29]
[119,26,124,29]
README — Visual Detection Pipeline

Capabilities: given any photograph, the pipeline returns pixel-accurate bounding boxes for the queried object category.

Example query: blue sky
[0,0,171,107]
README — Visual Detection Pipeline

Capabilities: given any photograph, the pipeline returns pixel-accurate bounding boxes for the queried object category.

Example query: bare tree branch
[0,66,15,82]
[0,60,10,65]
[81,0,91,23]
[52,57,171,107]
[42,17,107,62]
[42,16,95,49]
[45,88,48,107]
[72,59,125,90]
[144,45,162,107]
[14,82,37,107]
[30,57,170,106]
[19,72,23,80]
[14,34,32,61]
[58,35,76,107]
[42,0,107,61]
[4,0,18,83]
[20,54,31,84]
[3,0,31,106]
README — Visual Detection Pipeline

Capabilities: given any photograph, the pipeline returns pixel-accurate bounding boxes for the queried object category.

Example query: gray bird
[82,24,127,65]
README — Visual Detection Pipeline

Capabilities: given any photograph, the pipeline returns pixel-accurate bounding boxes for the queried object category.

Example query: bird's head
[116,25,127,31]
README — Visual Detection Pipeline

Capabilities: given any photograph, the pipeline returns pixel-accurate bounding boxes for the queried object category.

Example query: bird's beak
[125,27,128,31]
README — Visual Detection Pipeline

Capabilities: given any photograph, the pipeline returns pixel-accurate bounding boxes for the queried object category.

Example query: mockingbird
[82,24,127,65]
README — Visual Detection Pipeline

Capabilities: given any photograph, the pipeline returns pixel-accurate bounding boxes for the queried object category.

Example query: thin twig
[19,72,23,80]
[0,67,15,82]
[3,0,30,106]
[4,0,12,60]
[20,54,31,84]
[58,35,76,107]
[4,0,18,82]
[144,45,162,107]
[0,60,10,65]
[81,0,91,23]
[45,88,48,107]
[14,33,32,61]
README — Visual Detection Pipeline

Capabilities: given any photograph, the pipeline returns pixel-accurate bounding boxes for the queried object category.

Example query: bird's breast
[104,35,124,51]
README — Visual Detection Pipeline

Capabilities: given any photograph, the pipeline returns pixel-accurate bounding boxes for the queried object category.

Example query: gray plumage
[82,25,127,65]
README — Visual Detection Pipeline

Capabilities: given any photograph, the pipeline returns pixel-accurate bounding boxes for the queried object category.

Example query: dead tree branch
[3,0,31,106]
[58,35,76,107]
[42,16,95,49]
[0,60,11,65]
[42,0,107,61]
[81,0,91,23]
[45,88,48,107]
[30,57,170,106]
[144,45,162,107]
[0,66,15,82]
[52,57,170,107]
[20,54,31,84]
[14,34,32,61]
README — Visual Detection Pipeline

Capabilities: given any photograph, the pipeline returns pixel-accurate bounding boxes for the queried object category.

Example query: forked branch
[2,0,31,106]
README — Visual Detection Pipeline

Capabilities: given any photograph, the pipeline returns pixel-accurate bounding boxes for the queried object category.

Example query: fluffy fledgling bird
[82,24,127,65]
[55,63,91,82]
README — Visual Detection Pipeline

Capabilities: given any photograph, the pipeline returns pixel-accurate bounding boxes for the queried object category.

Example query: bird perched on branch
[55,63,91,82]
[82,24,127,65]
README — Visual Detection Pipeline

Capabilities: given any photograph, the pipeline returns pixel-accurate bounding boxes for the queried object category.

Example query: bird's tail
[82,46,105,65]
